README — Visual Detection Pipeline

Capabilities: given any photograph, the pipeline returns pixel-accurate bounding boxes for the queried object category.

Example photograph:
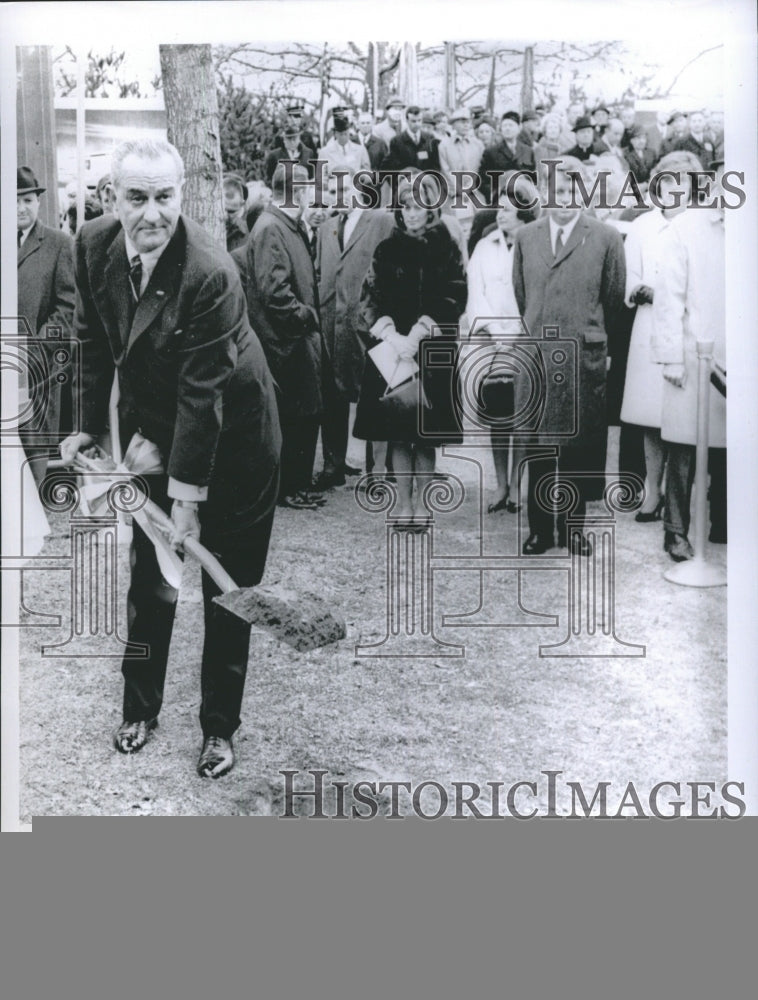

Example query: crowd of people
[15,92,727,776]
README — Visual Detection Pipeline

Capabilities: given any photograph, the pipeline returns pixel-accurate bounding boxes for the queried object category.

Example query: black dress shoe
[342,464,362,477]
[312,469,346,491]
[522,533,550,555]
[664,531,694,562]
[114,717,157,754]
[278,493,319,510]
[197,736,235,778]
[301,490,327,506]
[635,497,664,523]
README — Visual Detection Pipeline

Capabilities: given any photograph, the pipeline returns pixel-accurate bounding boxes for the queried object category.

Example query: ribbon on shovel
[75,433,184,590]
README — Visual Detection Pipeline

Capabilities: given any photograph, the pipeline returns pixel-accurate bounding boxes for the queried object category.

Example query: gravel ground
[17,433,727,820]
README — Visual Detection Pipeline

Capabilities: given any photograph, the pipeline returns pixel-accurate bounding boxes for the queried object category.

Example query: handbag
[378,362,430,416]
[478,346,515,420]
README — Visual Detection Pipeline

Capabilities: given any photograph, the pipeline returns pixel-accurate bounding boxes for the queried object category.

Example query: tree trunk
[16,46,60,228]
[520,46,534,114]
[158,44,225,246]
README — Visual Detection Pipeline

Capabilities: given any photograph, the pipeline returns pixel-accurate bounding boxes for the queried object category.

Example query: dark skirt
[353,335,464,446]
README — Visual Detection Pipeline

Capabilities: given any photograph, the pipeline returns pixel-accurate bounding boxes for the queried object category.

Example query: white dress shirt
[124,232,207,502]
[548,212,580,254]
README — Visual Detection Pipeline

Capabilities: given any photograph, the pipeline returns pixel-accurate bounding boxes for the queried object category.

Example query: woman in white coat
[466,186,539,512]
[619,151,701,519]
[651,161,726,560]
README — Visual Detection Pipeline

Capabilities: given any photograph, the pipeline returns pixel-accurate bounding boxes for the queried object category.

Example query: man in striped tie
[511,156,626,556]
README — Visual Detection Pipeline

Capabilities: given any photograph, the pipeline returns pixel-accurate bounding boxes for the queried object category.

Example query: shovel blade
[213,584,346,651]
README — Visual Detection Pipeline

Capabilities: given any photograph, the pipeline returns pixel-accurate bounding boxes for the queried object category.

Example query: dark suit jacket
[361,133,388,170]
[264,141,317,184]
[512,213,626,456]
[246,205,322,417]
[317,209,396,400]
[382,130,440,172]
[17,220,76,450]
[624,148,656,184]
[561,143,596,163]
[678,133,715,167]
[272,128,318,156]
[479,139,536,199]
[74,214,281,529]
[18,219,75,337]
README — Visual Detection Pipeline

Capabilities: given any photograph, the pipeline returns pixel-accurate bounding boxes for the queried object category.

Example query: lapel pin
[156,289,165,297]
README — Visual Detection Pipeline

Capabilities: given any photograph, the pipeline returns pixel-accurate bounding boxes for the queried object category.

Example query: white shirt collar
[548,212,580,253]
[124,232,171,293]
[18,223,34,246]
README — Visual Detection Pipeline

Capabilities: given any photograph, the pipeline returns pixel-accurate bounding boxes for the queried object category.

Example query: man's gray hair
[111,139,185,189]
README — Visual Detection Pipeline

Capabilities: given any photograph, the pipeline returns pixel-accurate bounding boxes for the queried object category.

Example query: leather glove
[631,284,654,305]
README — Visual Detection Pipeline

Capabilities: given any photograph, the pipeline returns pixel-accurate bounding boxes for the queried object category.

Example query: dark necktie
[310,230,318,261]
[129,255,143,302]
[554,228,565,258]
[337,213,347,252]
[18,230,23,247]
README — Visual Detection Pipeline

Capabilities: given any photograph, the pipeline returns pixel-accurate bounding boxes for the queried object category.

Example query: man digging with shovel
[60,139,287,778]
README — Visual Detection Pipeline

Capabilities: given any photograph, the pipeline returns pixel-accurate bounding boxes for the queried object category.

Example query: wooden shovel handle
[140,499,239,595]
[71,453,239,594]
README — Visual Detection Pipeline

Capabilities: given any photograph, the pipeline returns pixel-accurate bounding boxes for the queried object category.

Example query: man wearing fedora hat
[272,99,318,156]
[265,121,317,185]
[479,111,536,202]
[17,165,76,485]
[659,111,690,158]
[562,116,597,163]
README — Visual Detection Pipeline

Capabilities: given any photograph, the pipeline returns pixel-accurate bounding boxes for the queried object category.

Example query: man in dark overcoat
[17,166,76,484]
[479,111,537,202]
[382,105,440,172]
[265,124,317,185]
[60,139,281,778]
[512,157,626,555]
[247,164,324,509]
[315,172,395,488]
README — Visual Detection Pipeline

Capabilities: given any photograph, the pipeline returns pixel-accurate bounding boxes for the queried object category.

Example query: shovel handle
[139,499,239,595]
[71,454,239,594]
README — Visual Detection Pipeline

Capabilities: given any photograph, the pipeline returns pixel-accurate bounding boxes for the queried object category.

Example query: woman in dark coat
[353,176,467,524]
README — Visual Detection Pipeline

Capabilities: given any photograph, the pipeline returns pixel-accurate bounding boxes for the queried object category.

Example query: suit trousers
[121,475,275,739]
[526,449,590,544]
[278,409,320,497]
[320,354,350,474]
[664,443,726,540]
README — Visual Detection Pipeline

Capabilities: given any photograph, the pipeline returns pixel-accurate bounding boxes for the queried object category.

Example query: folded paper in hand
[368,340,418,387]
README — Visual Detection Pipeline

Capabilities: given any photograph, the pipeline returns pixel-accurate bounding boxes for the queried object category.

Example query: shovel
[66,452,347,652]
